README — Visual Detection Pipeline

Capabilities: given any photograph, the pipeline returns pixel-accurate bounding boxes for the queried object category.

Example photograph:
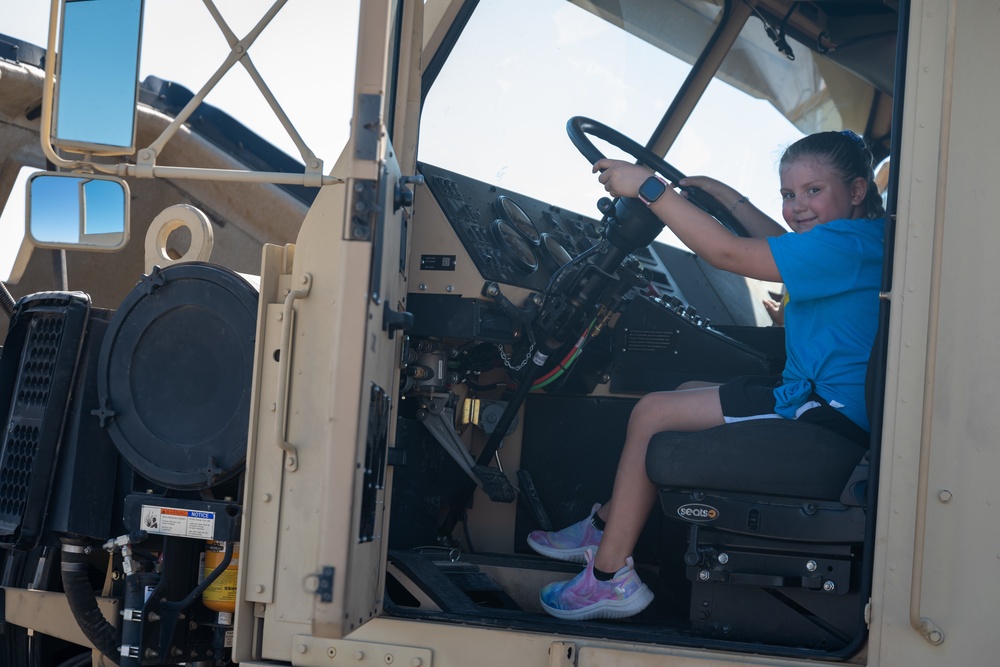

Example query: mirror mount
[41,0,339,188]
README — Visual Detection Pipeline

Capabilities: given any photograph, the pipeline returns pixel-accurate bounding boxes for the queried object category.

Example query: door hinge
[312,565,334,603]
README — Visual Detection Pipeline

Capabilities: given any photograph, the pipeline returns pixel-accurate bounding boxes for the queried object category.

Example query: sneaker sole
[526,538,594,564]
[541,584,654,621]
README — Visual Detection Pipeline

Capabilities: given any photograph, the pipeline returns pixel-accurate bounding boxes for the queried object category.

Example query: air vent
[0,292,90,549]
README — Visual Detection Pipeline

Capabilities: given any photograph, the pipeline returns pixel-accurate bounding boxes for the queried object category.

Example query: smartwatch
[637,175,668,206]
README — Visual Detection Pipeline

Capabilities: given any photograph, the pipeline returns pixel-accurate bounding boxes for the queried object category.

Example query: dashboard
[410,163,783,391]
[418,162,684,301]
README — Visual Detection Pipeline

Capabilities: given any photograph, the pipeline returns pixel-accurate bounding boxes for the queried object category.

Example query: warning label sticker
[140,505,216,539]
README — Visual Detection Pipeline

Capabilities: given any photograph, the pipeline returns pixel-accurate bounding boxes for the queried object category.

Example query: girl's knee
[627,386,724,436]
[628,392,681,436]
[630,392,670,421]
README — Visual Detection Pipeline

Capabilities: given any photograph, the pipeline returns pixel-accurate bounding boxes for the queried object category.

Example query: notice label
[140,505,216,539]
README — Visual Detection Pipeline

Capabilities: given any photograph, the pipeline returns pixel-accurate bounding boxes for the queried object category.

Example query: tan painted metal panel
[3,588,120,650]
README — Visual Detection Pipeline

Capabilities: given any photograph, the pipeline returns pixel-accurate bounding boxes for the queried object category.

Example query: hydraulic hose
[60,539,121,665]
[0,281,16,318]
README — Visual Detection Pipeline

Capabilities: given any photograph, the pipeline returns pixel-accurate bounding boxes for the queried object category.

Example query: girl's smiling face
[780,157,868,233]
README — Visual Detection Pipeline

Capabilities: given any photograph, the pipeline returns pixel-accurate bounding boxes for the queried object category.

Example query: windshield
[420,0,879,245]
[419,0,724,226]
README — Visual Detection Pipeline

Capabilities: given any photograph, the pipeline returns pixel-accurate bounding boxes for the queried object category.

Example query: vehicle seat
[645,419,871,649]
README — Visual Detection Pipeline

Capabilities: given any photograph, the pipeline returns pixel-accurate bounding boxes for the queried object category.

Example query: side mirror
[52,0,145,154]
[27,172,130,251]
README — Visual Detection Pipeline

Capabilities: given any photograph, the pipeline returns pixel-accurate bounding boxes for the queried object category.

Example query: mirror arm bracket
[135,148,157,179]
[120,163,342,187]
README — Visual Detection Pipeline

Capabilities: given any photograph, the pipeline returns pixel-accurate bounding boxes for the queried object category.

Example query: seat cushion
[645,421,866,501]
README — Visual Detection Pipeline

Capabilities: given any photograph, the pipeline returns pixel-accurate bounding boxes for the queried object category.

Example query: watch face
[638,176,667,203]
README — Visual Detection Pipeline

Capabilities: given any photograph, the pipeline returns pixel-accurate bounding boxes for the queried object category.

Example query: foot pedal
[516,469,551,531]
[472,465,516,503]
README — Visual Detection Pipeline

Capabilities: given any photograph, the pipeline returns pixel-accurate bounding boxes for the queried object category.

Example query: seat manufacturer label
[677,503,719,522]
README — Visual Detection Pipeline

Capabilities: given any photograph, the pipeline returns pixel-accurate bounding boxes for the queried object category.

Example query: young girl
[529,131,886,621]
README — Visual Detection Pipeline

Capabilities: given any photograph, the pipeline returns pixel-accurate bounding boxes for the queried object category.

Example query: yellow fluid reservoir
[201,541,239,614]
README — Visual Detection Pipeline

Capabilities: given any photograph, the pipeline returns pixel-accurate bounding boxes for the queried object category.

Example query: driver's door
[236,0,423,658]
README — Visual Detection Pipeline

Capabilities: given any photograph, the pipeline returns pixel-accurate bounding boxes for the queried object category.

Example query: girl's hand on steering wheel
[677,175,740,207]
[593,158,653,199]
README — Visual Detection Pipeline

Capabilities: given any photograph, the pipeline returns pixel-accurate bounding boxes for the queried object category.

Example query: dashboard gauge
[540,233,573,269]
[495,195,540,244]
[491,219,538,273]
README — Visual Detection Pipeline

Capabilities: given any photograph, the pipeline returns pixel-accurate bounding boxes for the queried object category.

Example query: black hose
[56,652,96,667]
[60,539,121,665]
[0,281,16,318]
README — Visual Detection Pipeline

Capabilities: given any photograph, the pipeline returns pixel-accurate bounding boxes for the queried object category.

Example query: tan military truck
[0,0,996,666]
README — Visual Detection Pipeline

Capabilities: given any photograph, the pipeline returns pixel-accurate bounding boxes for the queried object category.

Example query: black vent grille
[0,424,41,527]
[0,292,89,549]
[17,316,64,405]
[0,314,64,528]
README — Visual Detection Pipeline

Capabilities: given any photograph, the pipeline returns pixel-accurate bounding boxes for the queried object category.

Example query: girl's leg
[592,386,725,574]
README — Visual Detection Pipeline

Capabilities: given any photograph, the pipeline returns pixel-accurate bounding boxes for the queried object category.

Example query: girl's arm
[678,175,787,239]
[595,159,782,282]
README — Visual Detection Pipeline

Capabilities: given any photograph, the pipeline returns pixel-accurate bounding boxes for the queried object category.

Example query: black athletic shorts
[718,375,869,445]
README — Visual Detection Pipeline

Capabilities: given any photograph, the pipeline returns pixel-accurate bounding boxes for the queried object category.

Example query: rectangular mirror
[53,0,145,154]
[27,172,130,251]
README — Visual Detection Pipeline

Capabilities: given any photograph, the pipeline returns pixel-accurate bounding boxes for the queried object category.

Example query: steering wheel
[566,116,751,238]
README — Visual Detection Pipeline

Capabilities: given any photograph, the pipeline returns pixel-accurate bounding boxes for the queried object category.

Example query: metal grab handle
[274,274,311,471]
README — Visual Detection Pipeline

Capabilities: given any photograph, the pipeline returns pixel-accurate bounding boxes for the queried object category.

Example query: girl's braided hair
[780,130,885,219]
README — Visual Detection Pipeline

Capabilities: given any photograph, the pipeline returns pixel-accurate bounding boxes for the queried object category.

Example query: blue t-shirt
[767,217,885,432]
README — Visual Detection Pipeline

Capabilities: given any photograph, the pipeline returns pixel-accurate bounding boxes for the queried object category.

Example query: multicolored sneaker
[539,549,654,620]
[527,503,603,563]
